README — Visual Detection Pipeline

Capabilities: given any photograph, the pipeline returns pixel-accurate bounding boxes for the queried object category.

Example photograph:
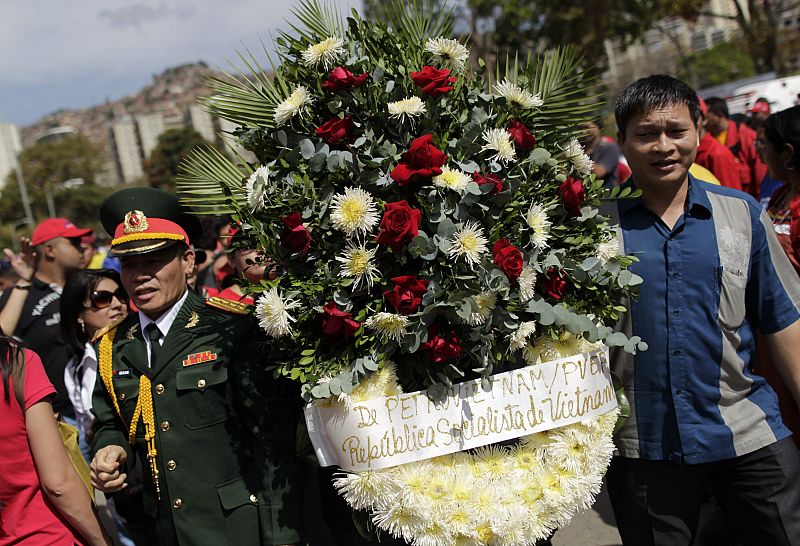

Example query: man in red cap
[90,187,303,546]
[0,218,91,423]
[749,98,771,126]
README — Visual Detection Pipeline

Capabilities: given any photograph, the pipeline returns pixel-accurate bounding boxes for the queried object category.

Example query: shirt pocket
[175,363,230,429]
[718,268,748,330]
[111,375,140,418]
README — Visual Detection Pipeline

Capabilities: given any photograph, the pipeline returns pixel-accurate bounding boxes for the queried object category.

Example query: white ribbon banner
[305,347,616,471]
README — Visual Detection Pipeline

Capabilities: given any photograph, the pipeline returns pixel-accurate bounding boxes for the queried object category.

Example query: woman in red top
[0,337,108,545]
[758,105,800,446]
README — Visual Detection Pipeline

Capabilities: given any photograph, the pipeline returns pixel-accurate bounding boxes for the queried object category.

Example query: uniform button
[672,309,680,316]
[672,272,679,278]
[172,498,182,509]
[249,494,258,503]
[119,392,126,401]
[160,421,170,432]
[167,460,177,471]
[197,379,206,389]
[673,349,682,356]
[155,384,165,395]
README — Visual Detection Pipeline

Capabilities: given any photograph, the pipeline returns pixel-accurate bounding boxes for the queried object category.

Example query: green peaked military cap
[100,187,202,256]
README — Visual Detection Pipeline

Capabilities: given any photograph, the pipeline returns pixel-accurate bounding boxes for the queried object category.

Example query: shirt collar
[138,289,189,339]
[618,172,712,217]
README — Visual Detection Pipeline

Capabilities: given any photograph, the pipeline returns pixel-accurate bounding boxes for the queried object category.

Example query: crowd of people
[1,74,800,546]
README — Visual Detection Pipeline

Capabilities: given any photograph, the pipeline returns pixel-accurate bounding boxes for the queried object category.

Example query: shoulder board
[206,296,250,315]
[91,315,128,342]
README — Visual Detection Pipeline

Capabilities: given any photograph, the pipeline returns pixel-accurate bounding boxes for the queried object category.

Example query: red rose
[472,171,504,195]
[321,302,360,343]
[383,275,429,315]
[507,120,536,153]
[410,66,456,97]
[390,134,448,186]
[280,213,311,256]
[492,238,523,280]
[541,267,568,300]
[315,116,354,145]
[421,325,463,364]
[559,177,586,216]
[322,66,369,92]
[375,201,422,251]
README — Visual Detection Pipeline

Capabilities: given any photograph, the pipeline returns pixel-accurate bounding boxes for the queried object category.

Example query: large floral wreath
[178,2,645,544]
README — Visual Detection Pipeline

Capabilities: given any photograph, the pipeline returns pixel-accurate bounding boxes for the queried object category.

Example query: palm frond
[531,46,603,130]
[177,145,249,215]
[388,0,454,44]
[283,0,346,43]
[199,40,291,129]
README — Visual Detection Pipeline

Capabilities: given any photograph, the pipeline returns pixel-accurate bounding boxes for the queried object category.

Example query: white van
[726,75,800,115]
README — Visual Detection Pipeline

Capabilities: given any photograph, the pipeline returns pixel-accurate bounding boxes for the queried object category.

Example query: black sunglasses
[89,288,129,309]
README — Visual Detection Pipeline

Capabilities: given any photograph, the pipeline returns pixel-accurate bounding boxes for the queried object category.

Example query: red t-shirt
[696,133,742,191]
[217,287,254,306]
[0,349,84,545]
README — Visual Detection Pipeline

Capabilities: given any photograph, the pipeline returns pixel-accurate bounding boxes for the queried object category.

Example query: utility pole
[13,155,35,228]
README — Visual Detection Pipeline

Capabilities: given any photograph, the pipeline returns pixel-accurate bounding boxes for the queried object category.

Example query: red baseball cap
[748,101,770,114]
[31,218,93,246]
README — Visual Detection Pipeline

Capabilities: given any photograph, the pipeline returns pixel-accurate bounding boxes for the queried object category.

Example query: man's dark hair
[615,75,701,138]
[764,105,800,170]
[704,97,729,119]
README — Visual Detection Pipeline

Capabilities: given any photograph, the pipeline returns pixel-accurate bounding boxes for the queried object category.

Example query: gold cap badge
[123,210,149,234]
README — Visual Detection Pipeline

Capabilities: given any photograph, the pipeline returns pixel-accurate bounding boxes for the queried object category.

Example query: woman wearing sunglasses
[60,269,129,461]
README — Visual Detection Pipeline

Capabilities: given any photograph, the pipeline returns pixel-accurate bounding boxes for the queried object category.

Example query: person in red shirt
[0,341,108,546]
[695,98,742,190]
[704,96,768,197]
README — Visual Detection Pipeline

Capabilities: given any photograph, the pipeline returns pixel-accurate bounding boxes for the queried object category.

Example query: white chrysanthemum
[446,221,489,266]
[254,288,300,338]
[274,85,314,126]
[365,312,409,343]
[549,429,591,473]
[526,203,552,251]
[336,244,380,289]
[482,128,516,163]
[494,79,543,109]
[596,237,620,264]
[330,187,380,237]
[388,96,427,123]
[245,165,271,211]
[509,321,537,352]
[563,137,593,177]
[424,37,470,72]
[301,36,346,69]
[518,266,537,302]
[464,292,496,326]
[433,166,471,192]
[334,471,399,511]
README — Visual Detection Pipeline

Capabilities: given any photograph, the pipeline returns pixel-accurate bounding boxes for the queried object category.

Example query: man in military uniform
[89,187,303,545]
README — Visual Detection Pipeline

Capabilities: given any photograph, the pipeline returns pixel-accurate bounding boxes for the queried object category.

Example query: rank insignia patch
[182,351,218,367]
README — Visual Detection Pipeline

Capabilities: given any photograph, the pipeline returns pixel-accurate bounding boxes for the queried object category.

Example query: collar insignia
[185,311,200,329]
[126,324,140,340]
[123,210,149,234]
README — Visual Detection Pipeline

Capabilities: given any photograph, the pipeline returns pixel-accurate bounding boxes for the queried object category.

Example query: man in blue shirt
[605,75,800,545]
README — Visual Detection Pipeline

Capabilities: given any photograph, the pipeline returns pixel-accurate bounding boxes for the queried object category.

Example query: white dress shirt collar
[138,290,189,366]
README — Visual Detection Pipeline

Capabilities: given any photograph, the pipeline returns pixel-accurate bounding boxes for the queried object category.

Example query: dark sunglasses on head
[89,288,129,309]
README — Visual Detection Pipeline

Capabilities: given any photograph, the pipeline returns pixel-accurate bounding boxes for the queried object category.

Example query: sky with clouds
[0,0,361,126]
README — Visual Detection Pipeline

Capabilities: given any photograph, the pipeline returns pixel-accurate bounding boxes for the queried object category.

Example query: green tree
[1,134,103,226]
[145,128,211,191]
[677,39,757,89]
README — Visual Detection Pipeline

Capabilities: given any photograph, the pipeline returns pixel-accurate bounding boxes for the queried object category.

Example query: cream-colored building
[110,117,144,183]
[0,123,21,188]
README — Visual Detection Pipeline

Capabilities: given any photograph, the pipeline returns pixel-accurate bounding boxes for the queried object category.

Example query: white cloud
[0,0,360,124]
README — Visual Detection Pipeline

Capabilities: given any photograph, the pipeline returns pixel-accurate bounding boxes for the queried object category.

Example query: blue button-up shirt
[607,176,800,463]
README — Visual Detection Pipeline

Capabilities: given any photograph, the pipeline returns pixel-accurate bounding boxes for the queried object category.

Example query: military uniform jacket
[91,291,303,545]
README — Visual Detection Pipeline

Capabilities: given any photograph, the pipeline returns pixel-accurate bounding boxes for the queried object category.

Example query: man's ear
[42,241,57,260]
[181,248,196,276]
[782,143,796,168]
